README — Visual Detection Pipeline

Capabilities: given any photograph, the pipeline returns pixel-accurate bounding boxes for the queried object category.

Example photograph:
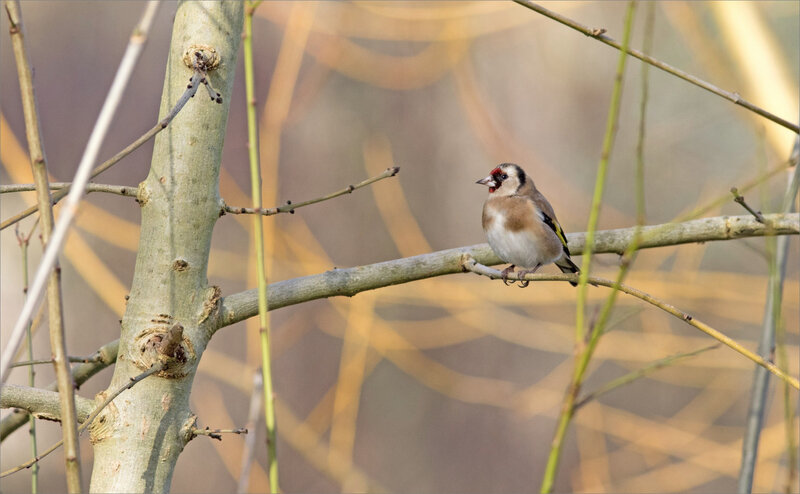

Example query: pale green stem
[243,2,279,492]
[541,4,636,492]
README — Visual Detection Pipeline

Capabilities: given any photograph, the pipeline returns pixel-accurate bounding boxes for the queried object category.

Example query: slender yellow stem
[536,4,632,488]
[463,259,800,390]
[546,4,636,489]
[575,0,655,403]
[574,1,635,341]
[243,2,279,492]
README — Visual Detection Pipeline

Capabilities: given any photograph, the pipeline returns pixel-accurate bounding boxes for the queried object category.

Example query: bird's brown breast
[484,196,535,233]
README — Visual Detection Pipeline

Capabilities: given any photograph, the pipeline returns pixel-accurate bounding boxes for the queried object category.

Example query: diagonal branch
[0,363,164,479]
[512,0,800,134]
[0,339,119,441]
[215,213,799,330]
[462,259,798,390]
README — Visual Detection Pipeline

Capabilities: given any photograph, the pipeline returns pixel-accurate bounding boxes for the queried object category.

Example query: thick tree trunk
[88,3,243,492]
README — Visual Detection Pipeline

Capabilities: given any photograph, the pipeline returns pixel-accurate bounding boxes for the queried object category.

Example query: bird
[476,163,580,287]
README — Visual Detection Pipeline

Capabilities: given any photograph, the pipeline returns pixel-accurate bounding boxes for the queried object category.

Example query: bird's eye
[500,173,508,180]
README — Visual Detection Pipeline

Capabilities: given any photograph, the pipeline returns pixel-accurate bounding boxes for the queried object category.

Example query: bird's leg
[516,264,541,288]
[500,265,516,286]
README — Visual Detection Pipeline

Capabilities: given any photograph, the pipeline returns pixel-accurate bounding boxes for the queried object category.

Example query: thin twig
[574,343,720,410]
[10,356,104,368]
[731,187,767,224]
[0,183,138,197]
[462,258,800,391]
[1,339,120,441]
[243,2,279,491]
[191,426,248,441]
[4,0,82,488]
[222,166,400,217]
[0,363,163,479]
[512,0,800,134]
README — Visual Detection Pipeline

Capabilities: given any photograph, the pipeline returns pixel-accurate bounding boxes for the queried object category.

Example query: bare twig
[0,182,138,197]
[1,339,120,441]
[222,166,400,216]
[462,258,799,390]
[10,356,104,368]
[191,426,248,441]
[0,363,163,479]
[731,187,768,224]
[512,0,800,134]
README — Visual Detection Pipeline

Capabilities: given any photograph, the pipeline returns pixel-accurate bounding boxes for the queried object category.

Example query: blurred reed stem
[574,343,719,410]
[738,144,799,494]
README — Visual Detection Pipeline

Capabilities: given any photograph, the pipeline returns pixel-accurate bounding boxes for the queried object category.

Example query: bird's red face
[476,167,509,193]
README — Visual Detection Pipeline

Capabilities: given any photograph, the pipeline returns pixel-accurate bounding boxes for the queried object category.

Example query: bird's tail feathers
[556,256,580,287]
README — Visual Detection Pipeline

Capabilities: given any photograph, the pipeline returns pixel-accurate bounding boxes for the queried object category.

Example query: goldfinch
[477,163,580,287]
